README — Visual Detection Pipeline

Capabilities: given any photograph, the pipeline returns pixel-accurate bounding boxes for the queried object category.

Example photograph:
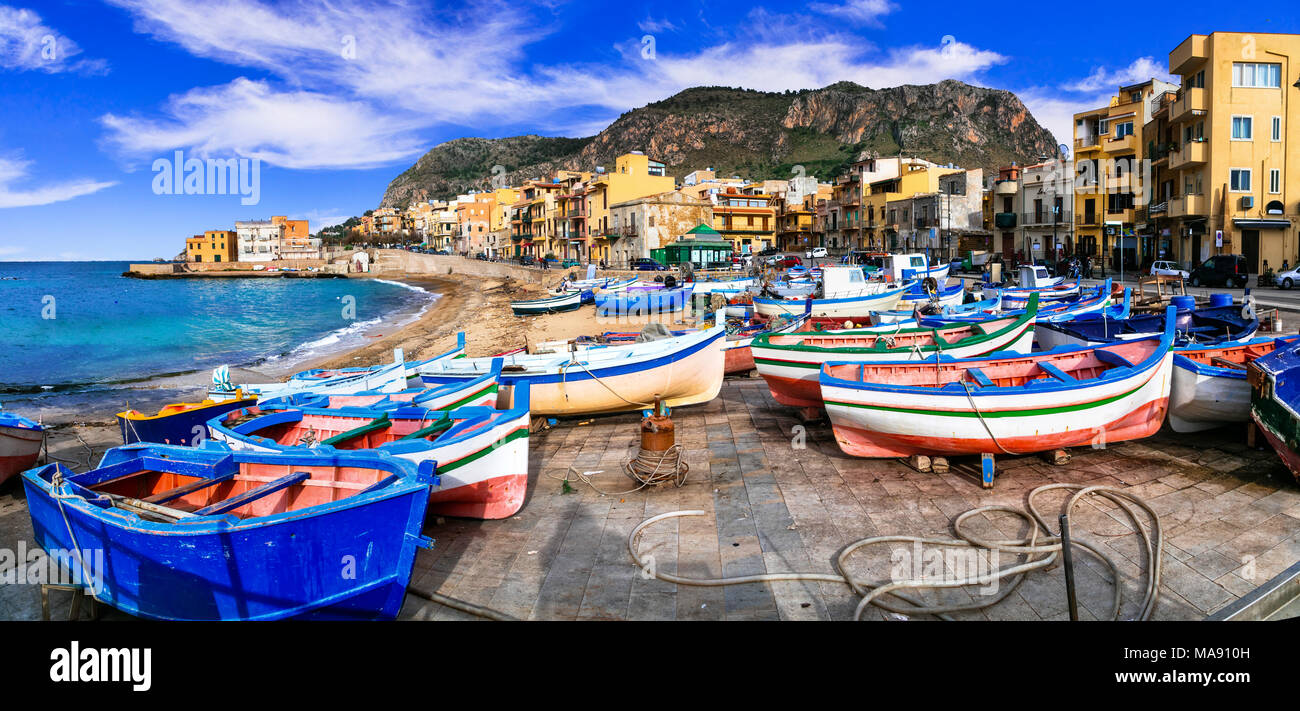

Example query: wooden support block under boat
[1044,449,1071,466]
[930,457,949,474]
[981,453,995,488]
[908,454,931,473]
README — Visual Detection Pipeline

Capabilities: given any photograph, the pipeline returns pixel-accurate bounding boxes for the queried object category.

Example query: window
[1231,115,1253,140]
[1232,62,1282,88]
[1270,169,1281,194]
[1273,116,1283,142]
[1230,169,1252,192]
[1115,121,1134,138]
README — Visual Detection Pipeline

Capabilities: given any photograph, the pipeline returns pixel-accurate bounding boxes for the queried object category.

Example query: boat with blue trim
[209,381,531,519]
[416,325,726,416]
[511,289,588,315]
[1033,293,1258,351]
[21,443,436,620]
[820,306,1176,457]
[0,408,43,486]
[1249,338,1300,482]
[117,391,257,446]
[1170,335,1300,433]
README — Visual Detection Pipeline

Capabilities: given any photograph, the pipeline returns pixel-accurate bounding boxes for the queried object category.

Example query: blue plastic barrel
[1208,293,1233,308]
[1171,295,1195,312]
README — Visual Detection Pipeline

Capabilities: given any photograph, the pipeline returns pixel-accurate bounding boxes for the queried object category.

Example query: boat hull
[21,448,432,620]
[0,424,43,485]
[419,329,725,416]
[753,321,1036,409]
[822,350,1173,457]
[1169,360,1248,433]
[753,287,907,319]
[117,397,257,446]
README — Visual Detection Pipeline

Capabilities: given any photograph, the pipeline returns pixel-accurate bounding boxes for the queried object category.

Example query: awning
[1233,218,1292,229]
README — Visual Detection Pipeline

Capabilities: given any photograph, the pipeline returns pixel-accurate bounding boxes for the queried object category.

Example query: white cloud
[0,155,117,208]
[637,17,679,34]
[0,245,24,256]
[100,78,427,170]
[1063,57,1173,93]
[0,5,107,74]
[100,1,1006,170]
[809,0,896,27]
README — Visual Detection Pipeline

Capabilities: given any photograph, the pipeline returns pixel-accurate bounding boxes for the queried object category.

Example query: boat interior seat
[1092,349,1136,375]
[1036,361,1076,382]
[965,367,994,387]
[321,414,392,446]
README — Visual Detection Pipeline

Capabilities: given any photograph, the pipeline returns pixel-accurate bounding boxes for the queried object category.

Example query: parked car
[518,255,537,266]
[630,257,668,271]
[773,255,803,269]
[1189,254,1249,288]
[561,259,581,268]
[804,246,828,259]
[1149,260,1189,279]
[1275,265,1300,289]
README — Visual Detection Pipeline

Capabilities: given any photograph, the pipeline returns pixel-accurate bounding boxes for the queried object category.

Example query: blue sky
[0,0,1294,260]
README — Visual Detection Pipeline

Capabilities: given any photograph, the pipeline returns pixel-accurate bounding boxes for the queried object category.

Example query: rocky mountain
[380,79,1059,207]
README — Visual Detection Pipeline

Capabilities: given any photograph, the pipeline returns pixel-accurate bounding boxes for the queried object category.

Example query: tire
[1285,278,1294,290]
[1191,276,1200,287]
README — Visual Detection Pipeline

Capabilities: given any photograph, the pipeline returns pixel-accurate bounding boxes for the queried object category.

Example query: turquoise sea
[0,262,437,419]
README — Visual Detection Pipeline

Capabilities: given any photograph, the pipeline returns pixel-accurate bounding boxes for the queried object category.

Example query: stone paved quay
[3,378,1299,621]
[398,379,1300,621]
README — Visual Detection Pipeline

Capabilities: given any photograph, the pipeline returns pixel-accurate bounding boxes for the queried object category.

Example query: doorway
[1242,229,1260,273]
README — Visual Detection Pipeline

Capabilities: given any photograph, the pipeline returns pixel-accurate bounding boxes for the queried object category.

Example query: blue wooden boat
[1169,335,1300,433]
[1249,338,1300,483]
[596,284,694,316]
[921,280,1119,326]
[1034,293,1258,350]
[21,443,436,620]
[117,391,258,446]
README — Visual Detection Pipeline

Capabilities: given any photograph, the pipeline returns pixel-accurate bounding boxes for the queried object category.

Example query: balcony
[994,212,1017,229]
[1075,136,1101,153]
[1104,133,1137,155]
[1169,194,1207,218]
[1170,87,1207,124]
[994,180,1018,196]
[1021,211,1072,226]
[1171,34,1208,76]
[1107,207,1135,223]
[1077,212,1099,227]
[1169,139,1207,170]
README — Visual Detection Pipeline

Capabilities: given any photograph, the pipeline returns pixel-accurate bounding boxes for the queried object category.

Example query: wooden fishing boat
[21,443,435,620]
[754,282,911,319]
[260,360,501,412]
[723,313,811,375]
[595,285,694,316]
[996,278,1082,303]
[1249,339,1300,482]
[561,275,637,292]
[752,294,1039,409]
[417,326,726,416]
[511,289,586,315]
[820,307,1176,457]
[117,391,257,446]
[1035,295,1258,351]
[900,278,966,309]
[1170,336,1300,433]
[209,335,467,401]
[922,280,1117,325]
[0,410,43,486]
[209,382,530,520]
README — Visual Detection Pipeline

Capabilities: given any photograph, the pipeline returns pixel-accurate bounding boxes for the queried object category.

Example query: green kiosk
[658,224,733,268]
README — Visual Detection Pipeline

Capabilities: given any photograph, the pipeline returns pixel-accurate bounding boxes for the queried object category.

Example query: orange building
[186,229,237,263]
[271,215,316,259]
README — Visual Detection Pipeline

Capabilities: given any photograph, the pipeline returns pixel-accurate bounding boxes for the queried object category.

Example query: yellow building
[1072,78,1177,270]
[1161,32,1300,274]
[586,153,675,263]
[185,229,237,263]
[872,161,964,251]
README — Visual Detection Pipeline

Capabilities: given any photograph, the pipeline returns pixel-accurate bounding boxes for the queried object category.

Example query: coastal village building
[272,216,317,260]
[235,220,283,262]
[585,153,675,264]
[185,230,237,263]
[711,187,776,254]
[1019,160,1075,261]
[992,165,1022,260]
[1156,32,1300,273]
[1072,77,1177,270]
[608,190,714,264]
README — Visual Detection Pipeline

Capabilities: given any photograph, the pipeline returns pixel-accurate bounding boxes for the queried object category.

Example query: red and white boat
[0,410,44,485]
[751,294,1039,409]
[819,307,1175,458]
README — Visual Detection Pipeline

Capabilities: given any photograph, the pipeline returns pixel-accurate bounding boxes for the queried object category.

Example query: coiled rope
[628,482,1163,620]
[550,444,690,496]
